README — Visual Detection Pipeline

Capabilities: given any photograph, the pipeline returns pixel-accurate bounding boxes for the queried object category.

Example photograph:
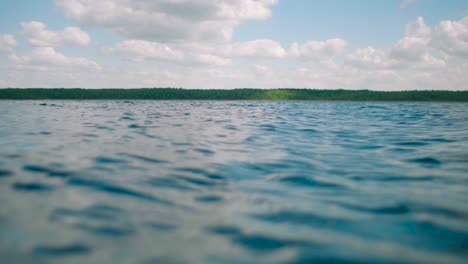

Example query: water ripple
[207,225,313,252]
[13,182,54,192]
[119,153,168,164]
[68,178,171,205]
[24,165,74,178]
[273,175,344,189]
[1,101,467,264]
[0,169,13,178]
[33,243,91,256]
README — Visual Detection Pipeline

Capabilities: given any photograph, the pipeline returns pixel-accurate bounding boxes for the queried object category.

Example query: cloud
[400,0,418,9]
[55,0,278,42]
[107,37,348,67]
[289,38,348,59]
[21,21,91,47]
[431,16,468,57]
[389,17,429,61]
[254,65,269,74]
[191,53,231,66]
[346,17,445,69]
[346,47,397,69]
[222,38,347,60]
[107,39,231,66]
[0,34,17,52]
[107,40,184,62]
[10,47,100,71]
[227,39,287,58]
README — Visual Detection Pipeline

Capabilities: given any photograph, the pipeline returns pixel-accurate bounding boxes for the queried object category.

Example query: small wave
[175,167,226,181]
[299,128,318,133]
[68,178,171,205]
[351,175,435,182]
[425,138,457,143]
[207,225,311,252]
[128,124,144,129]
[193,148,215,156]
[94,125,114,131]
[75,224,135,237]
[206,225,242,236]
[195,195,223,203]
[119,153,167,164]
[23,165,49,173]
[147,178,194,191]
[395,141,429,147]
[25,131,52,135]
[120,116,135,121]
[33,243,91,256]
[175,175,217,187]
[224,125,238,130]
[145,222,178,232]
[172,142,193,146]
[252,210,349,230]
[408,157,442,166]
[95,156,129,164]
[24,164,74,178]
[49,204,124,222]
[336,202,411,215]
[0,169,13,178]
[13,182,54,192]
[274,175,344,189]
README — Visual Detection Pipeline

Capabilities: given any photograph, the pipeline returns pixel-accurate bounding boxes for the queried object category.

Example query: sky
[0,0,467,90]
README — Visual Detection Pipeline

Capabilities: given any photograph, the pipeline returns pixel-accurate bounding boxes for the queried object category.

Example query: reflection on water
[0,101,467,264]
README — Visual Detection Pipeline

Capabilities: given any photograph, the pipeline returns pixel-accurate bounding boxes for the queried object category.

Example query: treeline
[0,88,467,101]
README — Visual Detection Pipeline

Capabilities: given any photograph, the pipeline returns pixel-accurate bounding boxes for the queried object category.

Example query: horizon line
[1,88,468,92]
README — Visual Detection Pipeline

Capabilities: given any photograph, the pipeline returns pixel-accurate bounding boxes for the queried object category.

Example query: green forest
[1,88,467,101]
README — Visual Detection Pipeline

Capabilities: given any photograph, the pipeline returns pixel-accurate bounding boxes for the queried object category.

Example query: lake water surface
[0,101,467,264]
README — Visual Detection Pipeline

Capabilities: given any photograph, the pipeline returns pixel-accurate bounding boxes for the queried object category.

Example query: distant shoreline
[1,88,467,102]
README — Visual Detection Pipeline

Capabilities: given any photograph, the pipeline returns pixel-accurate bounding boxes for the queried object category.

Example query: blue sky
[235,0,467,45]
[0,0,467,89]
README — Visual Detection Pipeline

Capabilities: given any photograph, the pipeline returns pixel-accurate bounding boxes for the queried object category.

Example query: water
[0,101,467,264]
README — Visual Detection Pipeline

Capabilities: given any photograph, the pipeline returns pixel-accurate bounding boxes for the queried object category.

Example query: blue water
[0,101,467,264]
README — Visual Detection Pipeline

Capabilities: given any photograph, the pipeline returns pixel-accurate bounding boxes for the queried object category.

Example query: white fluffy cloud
[108,40,184,62]
[107,37,347,64]
[21,21,91,47]
[107,39,231,66]
[1,24,100,87]
[10,47,100,71]
[346,47,397,69]
[346,17,446,69]
[227,39,287,58]
[0,34,17,52]
[55,0,277,42]
[347,17,468,69]
[431,16,468,57]
[390,17,431,61]
[191,53,231,66]
[289,38,348,59]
